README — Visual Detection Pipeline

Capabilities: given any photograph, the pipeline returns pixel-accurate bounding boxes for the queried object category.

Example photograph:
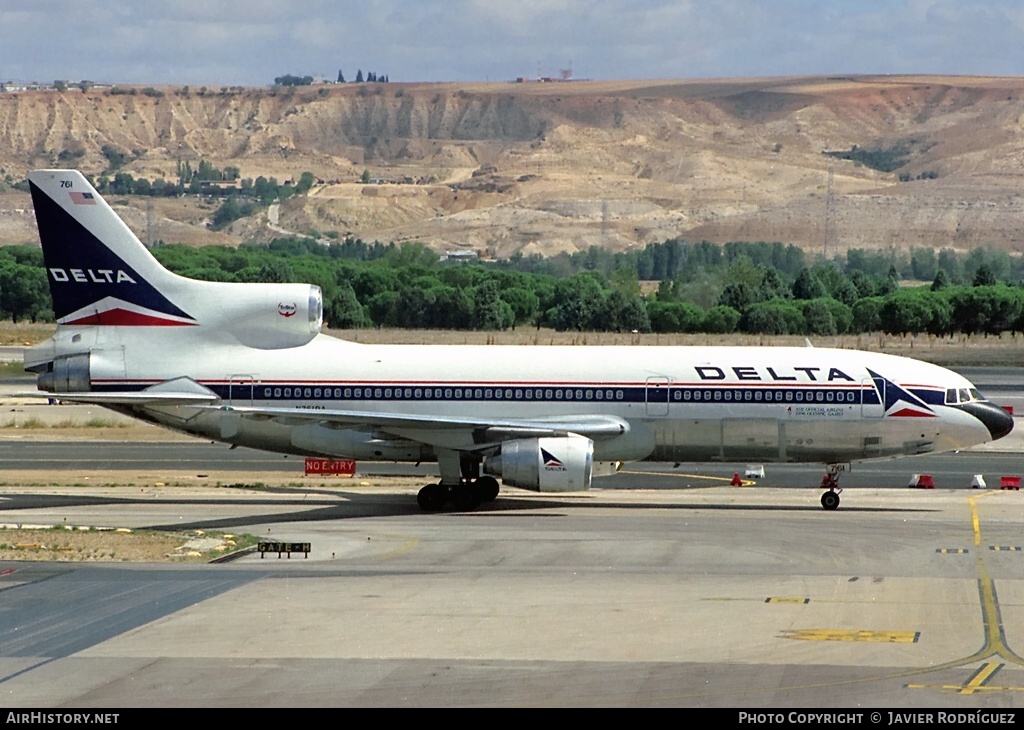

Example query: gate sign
[304,458,356,476]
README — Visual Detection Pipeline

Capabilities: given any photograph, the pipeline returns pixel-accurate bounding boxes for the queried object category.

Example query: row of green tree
[82,169,315,203]
[12,158,314,212]
[336,70,389,83]
[509,239,1024,293]
[3,227,1024,336]
[120,238,1024,336]
[274,70,390,86]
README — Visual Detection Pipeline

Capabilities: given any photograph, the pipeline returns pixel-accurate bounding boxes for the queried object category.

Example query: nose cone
[961,402,1015,441]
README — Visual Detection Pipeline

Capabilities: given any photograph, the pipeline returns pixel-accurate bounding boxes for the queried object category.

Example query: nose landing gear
[819,466,843,510]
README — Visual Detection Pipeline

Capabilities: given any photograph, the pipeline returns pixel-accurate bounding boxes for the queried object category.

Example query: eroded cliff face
[0,85,548,173]
[2,76,1023,255]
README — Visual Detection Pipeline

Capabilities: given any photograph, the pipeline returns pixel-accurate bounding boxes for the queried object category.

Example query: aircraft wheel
[476,476,500,502]
[451,483,482,512]
[417,483,447,512]
[820,491,840,511]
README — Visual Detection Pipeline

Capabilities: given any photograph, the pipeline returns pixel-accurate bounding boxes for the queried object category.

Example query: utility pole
[146,199,155,246]
[823,165,835,259]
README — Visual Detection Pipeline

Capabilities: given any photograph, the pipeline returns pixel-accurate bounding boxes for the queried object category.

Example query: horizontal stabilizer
[17,391,219,405]
[18,377,218,406]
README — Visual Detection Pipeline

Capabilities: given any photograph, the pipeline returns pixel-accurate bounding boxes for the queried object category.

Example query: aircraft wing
[199,403,629,441]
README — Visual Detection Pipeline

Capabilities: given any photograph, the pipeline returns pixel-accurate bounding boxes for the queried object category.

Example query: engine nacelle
[37,352,91,392]
[203,283,322,349]
[35,349,127,393]
[485,436,594,492]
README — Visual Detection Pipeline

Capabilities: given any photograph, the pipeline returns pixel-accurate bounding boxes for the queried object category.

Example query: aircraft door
[861,377,884,418]
[228,375,255,406]
[645,376,670,417]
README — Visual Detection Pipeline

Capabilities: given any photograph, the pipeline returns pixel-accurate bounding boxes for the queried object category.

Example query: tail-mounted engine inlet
[37,353,91,392]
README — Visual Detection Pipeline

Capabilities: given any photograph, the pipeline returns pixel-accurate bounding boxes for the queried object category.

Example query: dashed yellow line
[779,629,919,643]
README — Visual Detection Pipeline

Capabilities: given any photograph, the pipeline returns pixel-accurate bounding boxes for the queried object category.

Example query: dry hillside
[1,75,1023,257]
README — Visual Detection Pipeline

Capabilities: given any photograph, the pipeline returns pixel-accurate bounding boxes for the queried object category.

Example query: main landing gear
[417,476,500,512]
[418,449,499,512]
[819,465,843,511]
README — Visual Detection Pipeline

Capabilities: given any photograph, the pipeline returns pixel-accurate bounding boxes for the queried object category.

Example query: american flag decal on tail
[70,192,96,205]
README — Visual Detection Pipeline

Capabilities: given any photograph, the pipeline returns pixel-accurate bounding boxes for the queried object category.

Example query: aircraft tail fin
[28,170,322,348]
[29,170,197,327]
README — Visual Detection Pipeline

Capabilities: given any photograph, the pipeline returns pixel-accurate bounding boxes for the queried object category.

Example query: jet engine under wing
[199,404,629,442]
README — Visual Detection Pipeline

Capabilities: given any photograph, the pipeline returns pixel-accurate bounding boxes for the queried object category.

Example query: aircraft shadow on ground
[0,486,936,535]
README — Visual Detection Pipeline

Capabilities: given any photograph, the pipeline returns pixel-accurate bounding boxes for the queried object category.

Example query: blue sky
[2,1,1023,86]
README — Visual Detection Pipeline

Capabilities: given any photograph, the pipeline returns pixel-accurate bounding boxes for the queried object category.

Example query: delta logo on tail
[868,369,936,418]
[542,449,566,471]
[30,181,196,327]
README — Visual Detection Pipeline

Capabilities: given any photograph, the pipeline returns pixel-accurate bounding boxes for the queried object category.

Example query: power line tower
[823,165,835,260]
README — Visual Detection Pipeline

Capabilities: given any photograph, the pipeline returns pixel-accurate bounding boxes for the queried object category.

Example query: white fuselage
[45,328,995,467]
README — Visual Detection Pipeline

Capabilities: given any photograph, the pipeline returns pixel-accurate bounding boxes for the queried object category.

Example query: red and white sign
[304,458,356,476]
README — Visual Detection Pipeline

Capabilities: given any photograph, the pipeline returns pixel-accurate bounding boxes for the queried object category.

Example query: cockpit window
[947,388,989,404]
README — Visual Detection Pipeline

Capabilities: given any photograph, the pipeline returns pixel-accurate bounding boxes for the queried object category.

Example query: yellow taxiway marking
[960,662,1004,694]
[907,662,1024,695]
[968,491,997,546]
[896,491,1024,696]
[619,470,755,486]
[780,629,920,643]
[362,532,421,561]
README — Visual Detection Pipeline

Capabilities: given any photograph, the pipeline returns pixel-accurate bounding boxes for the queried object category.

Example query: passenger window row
[256,385,867,404]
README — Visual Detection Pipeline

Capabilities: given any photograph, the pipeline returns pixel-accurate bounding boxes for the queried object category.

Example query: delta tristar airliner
[19,170,1014,510]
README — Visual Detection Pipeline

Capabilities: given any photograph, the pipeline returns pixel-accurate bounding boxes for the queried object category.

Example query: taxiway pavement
[1,369,1023,707]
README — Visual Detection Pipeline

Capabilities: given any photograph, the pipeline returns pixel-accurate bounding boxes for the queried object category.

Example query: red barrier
[1003,406,1014,416]
[916,474,935,489]
[1000,476,1021,491]
[304,458,356,477]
